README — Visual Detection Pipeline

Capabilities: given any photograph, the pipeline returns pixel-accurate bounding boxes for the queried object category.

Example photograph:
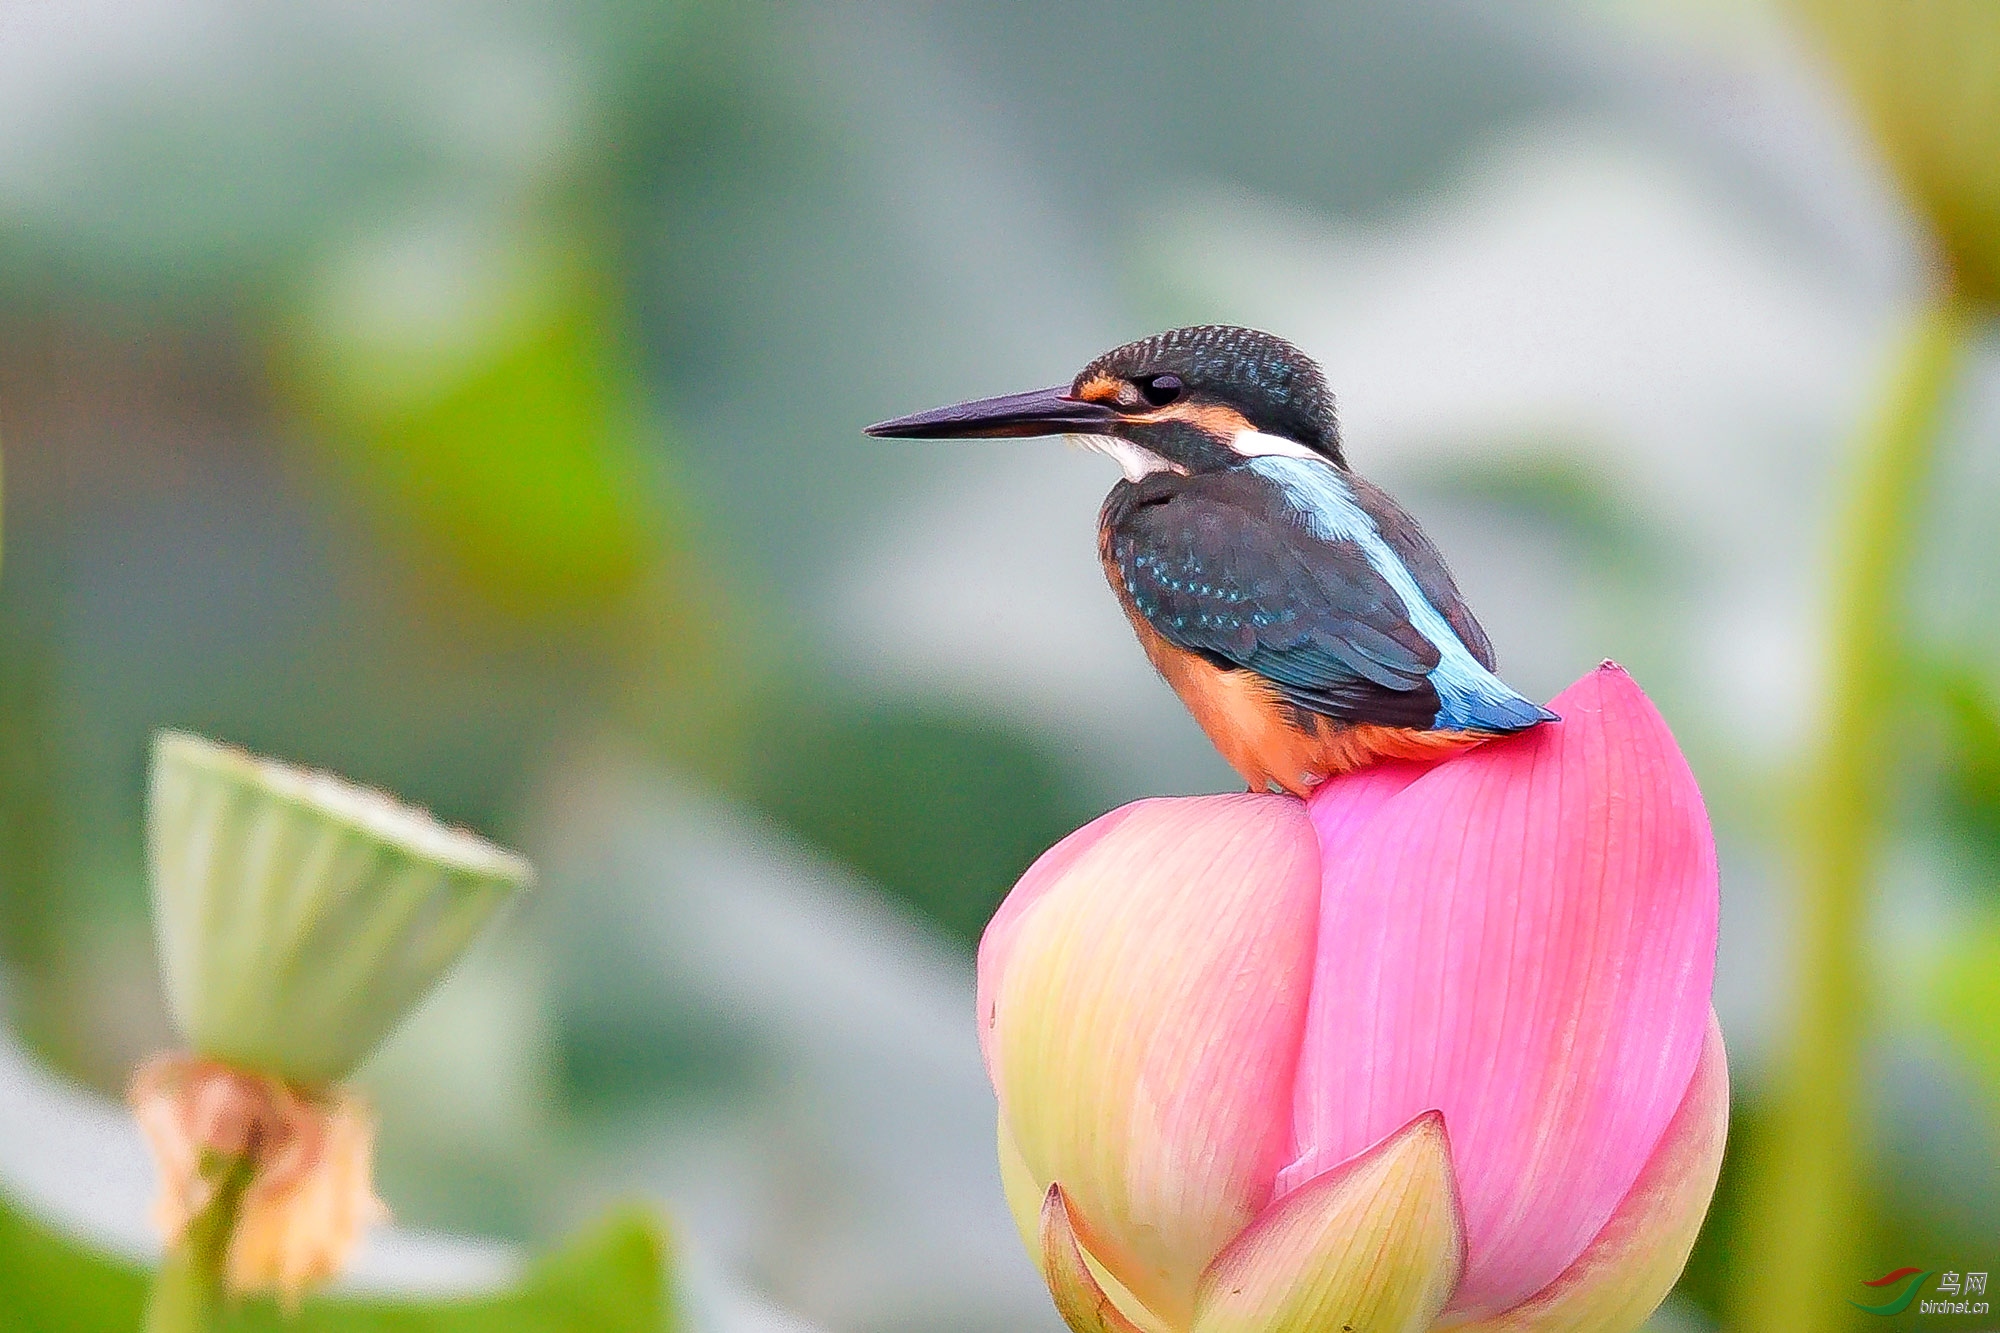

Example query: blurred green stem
[1735,292,1971,1331]
[144,1156,250,1333]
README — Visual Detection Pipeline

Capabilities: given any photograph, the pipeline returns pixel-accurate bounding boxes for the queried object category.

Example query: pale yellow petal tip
[1191,1111,1464,1333]
[153,731,533,887]
[1041,1185,1152,1333]
[131,1054,388,1306]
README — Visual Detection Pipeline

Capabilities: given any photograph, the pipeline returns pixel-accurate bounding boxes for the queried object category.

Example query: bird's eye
[1137,373,1183,407]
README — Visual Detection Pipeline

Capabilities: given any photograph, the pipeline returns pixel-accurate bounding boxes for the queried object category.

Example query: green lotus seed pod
[147,732,532,1085]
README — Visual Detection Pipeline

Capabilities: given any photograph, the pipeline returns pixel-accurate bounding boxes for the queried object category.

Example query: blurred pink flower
[980,663,1725,1333]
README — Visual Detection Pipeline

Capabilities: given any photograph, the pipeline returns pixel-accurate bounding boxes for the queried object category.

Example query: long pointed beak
[865,385,1120,439]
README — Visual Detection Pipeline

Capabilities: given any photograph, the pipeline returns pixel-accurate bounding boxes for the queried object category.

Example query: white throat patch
[1228,429,1324,462]
[1069,433,1182,482]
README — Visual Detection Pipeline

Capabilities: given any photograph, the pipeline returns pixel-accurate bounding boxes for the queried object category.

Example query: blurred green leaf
[282,225,670,623]
[0,1189,674,1333]
[251,1208,673,1333]
[1925,909,2000,1122]
[0,1187,142,1332]
[1916,661,2000,874]
[740,699,1095,947]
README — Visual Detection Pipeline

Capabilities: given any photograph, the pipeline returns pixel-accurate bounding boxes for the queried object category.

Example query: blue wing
[1104,466,1549,733]
[1105,472,1446,729]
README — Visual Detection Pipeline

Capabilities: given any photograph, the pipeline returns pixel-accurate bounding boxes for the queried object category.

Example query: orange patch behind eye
[1133,401,1255,439]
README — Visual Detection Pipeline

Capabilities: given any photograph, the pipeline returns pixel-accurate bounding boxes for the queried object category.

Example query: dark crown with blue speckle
[1079,325,1341,460]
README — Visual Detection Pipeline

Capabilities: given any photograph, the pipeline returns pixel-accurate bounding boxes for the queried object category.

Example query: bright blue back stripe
[1245,456,1540,730]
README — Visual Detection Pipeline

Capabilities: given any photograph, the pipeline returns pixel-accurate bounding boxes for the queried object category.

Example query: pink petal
[986,795,1321,1327]
[1438,1010,1728,1333]
[1285,664,1718,1317]
[1303,759,1431,851]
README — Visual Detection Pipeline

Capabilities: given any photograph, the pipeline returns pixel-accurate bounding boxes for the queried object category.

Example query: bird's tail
[1445,689,1559,733]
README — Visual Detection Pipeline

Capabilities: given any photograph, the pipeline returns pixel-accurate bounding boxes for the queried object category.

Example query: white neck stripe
[1229,429,1324,462]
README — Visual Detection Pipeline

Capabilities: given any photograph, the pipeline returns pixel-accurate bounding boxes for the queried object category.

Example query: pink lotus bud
[981,664,1725,1333]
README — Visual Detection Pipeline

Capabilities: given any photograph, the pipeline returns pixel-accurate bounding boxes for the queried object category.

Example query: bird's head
[866,325,1342,479]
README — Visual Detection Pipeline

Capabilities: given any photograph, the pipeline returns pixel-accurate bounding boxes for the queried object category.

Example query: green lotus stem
[1734,292,1972,1331]
[143,1155,252,1333]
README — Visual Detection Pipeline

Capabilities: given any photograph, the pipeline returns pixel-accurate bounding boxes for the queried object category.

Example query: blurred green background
[0,1,1996,1330]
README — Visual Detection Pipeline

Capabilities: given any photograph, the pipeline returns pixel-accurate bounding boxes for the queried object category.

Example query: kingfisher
[866,325,1554,796]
